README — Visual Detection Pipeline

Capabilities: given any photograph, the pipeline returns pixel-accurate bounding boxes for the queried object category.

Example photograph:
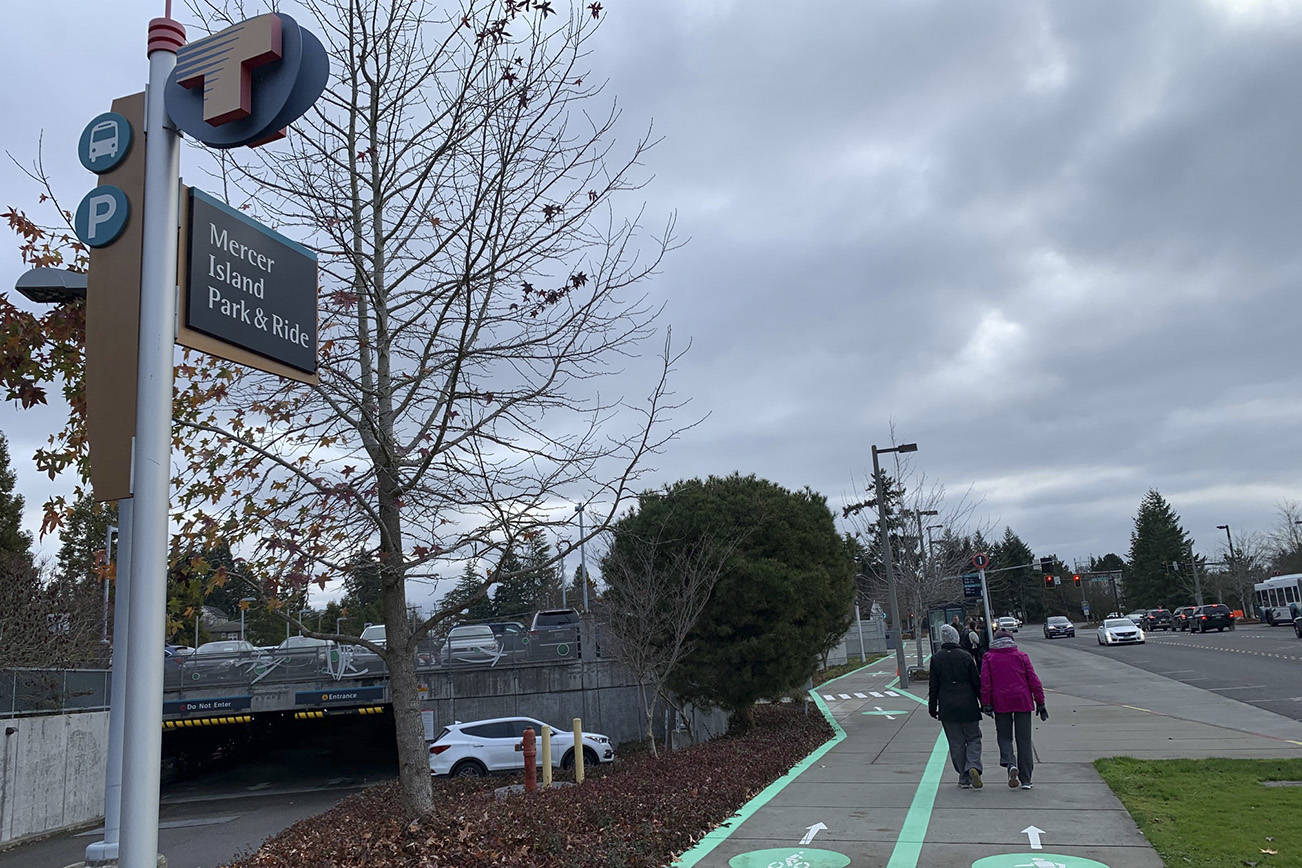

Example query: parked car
[1097,617,1145,646]
[996,616,1020,633]
[1124,610,1148,627]
[443,624,503,664]
[1043,616,1075,639]
[1190,603,1234,633]
[194,640,260,657]
[360,624,387,647]
[529,609,582,657]
[1172,606,1198,631]
[428,716,615,777]
[1142,608,1173,631]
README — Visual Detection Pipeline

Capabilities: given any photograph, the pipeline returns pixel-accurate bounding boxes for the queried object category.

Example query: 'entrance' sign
[184,188,318,375]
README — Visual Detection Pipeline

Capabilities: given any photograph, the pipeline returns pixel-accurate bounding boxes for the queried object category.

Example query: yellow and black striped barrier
[162,714,252,730]
[293,705,386,720]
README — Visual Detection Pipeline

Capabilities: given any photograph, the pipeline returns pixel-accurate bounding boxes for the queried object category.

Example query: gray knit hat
[940,623,960,645]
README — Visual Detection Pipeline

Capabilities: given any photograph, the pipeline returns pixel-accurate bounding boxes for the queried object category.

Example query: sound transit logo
[165,13,329,149]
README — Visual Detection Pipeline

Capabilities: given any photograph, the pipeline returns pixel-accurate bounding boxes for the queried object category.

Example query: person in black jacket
[928,623,984,788]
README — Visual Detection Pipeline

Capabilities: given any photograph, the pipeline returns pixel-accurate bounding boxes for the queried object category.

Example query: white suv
[428,716,615,776]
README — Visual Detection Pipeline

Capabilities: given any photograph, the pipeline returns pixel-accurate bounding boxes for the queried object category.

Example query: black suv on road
[1143,608,1173,631]
[1172,606,1197,631]
[1191,603,1234,633]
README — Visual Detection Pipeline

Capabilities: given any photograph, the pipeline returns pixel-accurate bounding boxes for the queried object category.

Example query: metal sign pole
[118,15,184,868]
[979,568,994,646]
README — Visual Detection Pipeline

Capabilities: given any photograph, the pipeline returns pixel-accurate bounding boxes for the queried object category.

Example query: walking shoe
[1021,782,1034,790]
[1008,767,1020,788]
[969,769,983,789]
[958,780,972,789]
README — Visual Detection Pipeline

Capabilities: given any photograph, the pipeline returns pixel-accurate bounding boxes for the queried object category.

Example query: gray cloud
[4,0,1301,586]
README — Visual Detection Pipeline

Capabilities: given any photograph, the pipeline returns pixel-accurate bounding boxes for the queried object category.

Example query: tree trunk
[383,582,433,814]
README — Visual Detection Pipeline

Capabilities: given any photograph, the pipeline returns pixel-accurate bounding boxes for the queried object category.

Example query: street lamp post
[13,268,134,865]
[1217,524,1236,611]
[575,503,589,612]
[336,616,346,635]
[909,509,938,667]
[239,597,257,642]
[872,441,918,684]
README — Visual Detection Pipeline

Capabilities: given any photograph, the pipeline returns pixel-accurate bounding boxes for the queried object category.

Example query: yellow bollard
[572,717,585,783]
[541,724,552,788]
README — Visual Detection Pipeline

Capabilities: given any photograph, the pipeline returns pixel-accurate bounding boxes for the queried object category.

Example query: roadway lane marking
[823,694,836,700]
[870,691,884,697]
[853,692,868,698]
[839,693,852,700]
[1209,685,1268,691]
[885,691,900,697]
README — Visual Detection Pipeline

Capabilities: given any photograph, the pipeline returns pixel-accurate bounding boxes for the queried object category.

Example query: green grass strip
[815,653,889,688]
[672,690,848,867]
[1096,756,1302,867]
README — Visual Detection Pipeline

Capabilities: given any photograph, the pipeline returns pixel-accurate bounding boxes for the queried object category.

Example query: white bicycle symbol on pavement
[767,855,811,868]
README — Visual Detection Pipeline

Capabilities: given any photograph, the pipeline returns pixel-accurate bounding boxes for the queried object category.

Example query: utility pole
[575,502,589,612]
[871,441,918,684]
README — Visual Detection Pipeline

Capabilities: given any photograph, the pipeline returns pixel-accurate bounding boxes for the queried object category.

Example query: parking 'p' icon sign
[74,186,130,248]
[77,112,133,174]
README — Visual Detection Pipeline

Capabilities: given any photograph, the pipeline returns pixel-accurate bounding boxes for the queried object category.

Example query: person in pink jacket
[979,629,1047,789]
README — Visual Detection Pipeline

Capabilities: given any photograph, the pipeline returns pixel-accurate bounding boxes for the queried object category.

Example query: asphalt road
[1020,621,1302,723]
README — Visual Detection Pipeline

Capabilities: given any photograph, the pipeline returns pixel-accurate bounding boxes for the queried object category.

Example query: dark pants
[941,719,983,781]
[994,711,1033,783]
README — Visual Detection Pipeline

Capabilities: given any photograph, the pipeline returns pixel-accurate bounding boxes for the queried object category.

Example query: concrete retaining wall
[417,660,730,747]
[0,710,108,845]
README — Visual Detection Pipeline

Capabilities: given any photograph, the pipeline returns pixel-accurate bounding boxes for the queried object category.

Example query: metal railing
[1,668,112,717]
[2,617,610,715]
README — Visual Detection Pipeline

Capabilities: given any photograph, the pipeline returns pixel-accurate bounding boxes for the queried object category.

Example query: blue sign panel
[295,686,385,706]
[962,572,983,600]
[78,112,133,174]
[163,695,252,716]
[73,186,130,248]
[164,13,329,150]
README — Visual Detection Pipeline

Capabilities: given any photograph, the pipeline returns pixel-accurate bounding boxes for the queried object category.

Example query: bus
[1253,574,1302,626]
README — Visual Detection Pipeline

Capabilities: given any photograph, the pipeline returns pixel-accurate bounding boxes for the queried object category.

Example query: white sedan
[429,716,615,777]
[1097,617,1145,646]
[997,616,1020,633]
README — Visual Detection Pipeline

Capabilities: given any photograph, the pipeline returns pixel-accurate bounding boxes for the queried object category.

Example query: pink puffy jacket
[979,644,1046,713]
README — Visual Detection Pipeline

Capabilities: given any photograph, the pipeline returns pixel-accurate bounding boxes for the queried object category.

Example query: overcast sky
[4,1,1301,603]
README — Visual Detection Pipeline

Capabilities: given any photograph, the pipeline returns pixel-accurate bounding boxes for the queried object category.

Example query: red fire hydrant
[522,727,537,792]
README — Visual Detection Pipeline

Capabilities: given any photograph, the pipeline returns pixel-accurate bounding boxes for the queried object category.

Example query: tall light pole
[575,502,589,612]
[13,268,132,865]
[909,508,938,668]
[1217,524,1236,612]
[872,441,917,684]
[239,597,257,642]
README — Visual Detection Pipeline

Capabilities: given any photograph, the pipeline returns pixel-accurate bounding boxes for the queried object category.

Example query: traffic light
[1073,574,1081,587]
[1043,574,1054,589]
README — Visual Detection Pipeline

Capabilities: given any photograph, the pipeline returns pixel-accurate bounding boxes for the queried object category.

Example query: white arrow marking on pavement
[799,821,827,845]
[1021,825,1045,849]
[870,691,883,697]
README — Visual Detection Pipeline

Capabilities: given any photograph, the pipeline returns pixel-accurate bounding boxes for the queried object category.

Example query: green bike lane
[674,658,1183,868]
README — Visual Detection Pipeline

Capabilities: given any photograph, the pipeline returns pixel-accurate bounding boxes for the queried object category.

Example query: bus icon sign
[78,112,133,174]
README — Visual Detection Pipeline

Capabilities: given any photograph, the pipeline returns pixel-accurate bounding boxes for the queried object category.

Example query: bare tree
[597,521,737,757]
[173,0,684,812]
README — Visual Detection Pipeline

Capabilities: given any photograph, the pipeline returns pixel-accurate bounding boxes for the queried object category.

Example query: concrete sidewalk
[677,641,1302,868]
